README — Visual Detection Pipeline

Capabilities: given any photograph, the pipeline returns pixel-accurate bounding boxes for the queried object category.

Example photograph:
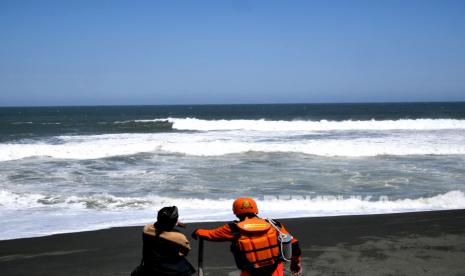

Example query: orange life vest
[231,217,281,269]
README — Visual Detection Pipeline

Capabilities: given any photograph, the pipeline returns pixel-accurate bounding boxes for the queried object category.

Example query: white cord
[266,218,292,262]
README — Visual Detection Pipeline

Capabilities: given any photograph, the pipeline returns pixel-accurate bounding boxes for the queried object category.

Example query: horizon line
[2,100,465,108]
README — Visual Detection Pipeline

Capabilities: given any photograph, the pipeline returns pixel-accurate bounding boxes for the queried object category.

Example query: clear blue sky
[1,0,465,106]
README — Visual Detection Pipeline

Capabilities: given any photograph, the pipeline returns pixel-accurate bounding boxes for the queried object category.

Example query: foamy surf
[2,105,465,241]
[2,190,465,213]
[2,117,465,162]
[1,190,465,240]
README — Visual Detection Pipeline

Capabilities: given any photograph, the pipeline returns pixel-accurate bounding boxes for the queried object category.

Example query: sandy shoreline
[1,209,465,275]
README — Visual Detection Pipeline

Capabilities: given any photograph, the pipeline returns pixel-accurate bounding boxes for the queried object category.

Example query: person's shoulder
[160,230,190,247]
[227,219,243,234]
[166,230,187,238]
[143,224,156,236]
[273,219,283,227]
[227,220,239,227]
[265,218,283,228]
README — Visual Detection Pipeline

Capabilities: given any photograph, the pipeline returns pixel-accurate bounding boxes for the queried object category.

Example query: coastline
[1,209,465,275]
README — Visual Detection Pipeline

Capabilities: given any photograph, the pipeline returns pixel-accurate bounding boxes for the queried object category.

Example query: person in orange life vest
[191,198,302,276]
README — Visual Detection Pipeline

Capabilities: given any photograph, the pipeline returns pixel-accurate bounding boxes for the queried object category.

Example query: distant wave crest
[150,118,465,131]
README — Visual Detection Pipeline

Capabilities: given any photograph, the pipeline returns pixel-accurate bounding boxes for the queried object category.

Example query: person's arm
[178,239,191,256]
[192,223,236,241]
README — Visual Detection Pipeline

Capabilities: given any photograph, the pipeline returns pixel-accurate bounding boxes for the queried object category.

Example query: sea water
[1,102,465,240]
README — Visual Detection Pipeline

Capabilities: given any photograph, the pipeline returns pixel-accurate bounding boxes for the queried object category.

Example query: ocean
[1,102,465,240]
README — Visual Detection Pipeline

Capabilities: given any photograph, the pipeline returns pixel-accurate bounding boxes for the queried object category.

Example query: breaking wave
[2,189,465,239]
[1,133,465,161]
[2,189,465,215]
[151,118,465,131]
[1,118,465,161]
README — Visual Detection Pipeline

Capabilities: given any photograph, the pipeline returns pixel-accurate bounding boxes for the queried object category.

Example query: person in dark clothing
[135,206,195,276]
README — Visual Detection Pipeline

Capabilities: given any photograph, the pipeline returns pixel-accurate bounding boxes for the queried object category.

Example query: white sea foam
[1,132,465,161]
[11,121,33,125]
[1,190,465,239]
[1,118,465,161]
[2,190,465,213]
[158,137,465,156]
[0,135,164,161]
[148,118,465,131]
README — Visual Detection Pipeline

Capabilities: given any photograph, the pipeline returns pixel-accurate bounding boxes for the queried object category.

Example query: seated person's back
[139,206,195,276]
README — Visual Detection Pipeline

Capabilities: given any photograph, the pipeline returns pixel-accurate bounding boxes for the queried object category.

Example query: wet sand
[1,209,465,275]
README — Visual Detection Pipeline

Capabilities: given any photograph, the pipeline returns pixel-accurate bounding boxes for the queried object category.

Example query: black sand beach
[1,209,465,276]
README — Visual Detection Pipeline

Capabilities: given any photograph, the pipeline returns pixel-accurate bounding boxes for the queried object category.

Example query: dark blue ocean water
[1,102,465,239]
[1,102,465,141]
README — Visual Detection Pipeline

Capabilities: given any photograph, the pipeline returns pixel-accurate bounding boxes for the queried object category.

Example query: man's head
[156,206,179,230]
[232,198,258,218]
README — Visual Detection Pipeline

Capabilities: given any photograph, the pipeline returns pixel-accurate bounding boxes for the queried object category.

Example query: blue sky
[1,0,465,106]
